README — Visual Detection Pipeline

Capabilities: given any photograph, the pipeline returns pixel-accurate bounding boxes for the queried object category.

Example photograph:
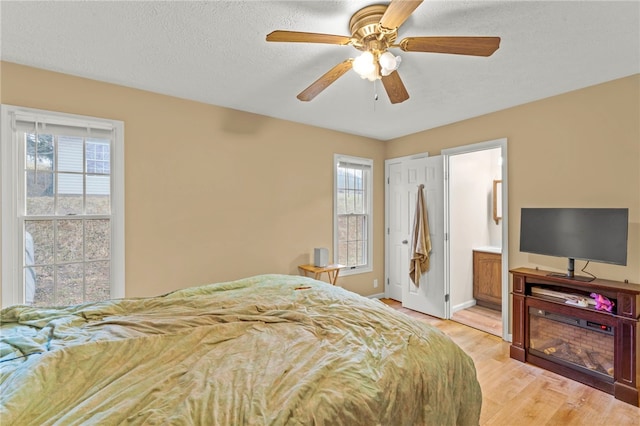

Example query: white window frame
[1,105,125,307]
[333,154,373,276]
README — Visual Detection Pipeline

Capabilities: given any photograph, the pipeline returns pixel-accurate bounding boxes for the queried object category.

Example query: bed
[1,274,481,425]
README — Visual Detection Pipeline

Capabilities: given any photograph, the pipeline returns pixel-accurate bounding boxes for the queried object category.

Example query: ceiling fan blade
[381,70,410,104]
[399,36,501,56]
[379,0,423,30]
[297,59,354,102]
[266,30,351,45]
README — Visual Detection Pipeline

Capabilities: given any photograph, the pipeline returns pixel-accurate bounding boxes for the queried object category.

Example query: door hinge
[445,294,450,302]
[387,177,390,184]
[444,232,449,241]
[387,227,390,235]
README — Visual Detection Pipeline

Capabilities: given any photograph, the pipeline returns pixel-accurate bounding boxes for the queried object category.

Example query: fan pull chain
[372,79,379,112]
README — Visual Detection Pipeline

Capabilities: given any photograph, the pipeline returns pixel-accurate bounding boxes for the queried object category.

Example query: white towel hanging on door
[409,184,432,285]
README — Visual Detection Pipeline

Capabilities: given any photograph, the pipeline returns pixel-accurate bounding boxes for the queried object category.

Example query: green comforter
[0,274,481,425]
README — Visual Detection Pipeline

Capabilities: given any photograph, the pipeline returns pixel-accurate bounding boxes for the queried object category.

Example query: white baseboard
[451,299,477,314]
[368,292,385,299]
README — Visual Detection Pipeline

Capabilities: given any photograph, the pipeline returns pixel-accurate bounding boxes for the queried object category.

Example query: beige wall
[386,74,640,285]
[0,62,386,298]
[1,62,638,305]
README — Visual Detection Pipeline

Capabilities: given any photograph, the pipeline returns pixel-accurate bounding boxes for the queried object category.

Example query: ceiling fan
[266,0,501,104]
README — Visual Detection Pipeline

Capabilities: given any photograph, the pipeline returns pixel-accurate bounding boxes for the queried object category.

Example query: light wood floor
[451,305,503,337]
[381,299,640,425]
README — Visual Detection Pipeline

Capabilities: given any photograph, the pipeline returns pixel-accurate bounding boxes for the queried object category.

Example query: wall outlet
[373,279,378,288]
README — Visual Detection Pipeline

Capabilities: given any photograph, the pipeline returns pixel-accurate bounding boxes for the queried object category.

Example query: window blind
[13,112,114,139]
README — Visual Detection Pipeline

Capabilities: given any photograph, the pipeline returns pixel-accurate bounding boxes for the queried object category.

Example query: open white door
[385,154,447,317]
[401,156,447,318]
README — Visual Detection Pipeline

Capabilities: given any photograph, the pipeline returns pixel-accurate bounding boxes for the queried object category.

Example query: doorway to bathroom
[444,139,507,338]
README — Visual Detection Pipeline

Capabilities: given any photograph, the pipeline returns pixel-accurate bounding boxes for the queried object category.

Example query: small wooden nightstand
[298,264,345,285]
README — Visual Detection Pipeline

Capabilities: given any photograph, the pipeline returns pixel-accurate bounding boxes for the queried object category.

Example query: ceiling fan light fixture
[379,51,401,76]
[353,50,401,80]
[353,51,376,79]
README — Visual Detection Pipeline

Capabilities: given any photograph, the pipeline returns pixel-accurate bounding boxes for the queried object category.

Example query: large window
[1,105,124,307]
[334,154,373,275]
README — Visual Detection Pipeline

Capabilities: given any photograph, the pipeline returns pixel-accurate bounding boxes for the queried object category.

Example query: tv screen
[520,208,629,268]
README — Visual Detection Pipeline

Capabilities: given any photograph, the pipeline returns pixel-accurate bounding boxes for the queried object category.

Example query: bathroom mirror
[493,180,502,224]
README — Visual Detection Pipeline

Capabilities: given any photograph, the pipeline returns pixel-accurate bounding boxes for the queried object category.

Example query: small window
[334,154,373,275]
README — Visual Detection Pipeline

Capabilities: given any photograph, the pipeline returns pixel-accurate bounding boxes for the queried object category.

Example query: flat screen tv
[520,208,628,281]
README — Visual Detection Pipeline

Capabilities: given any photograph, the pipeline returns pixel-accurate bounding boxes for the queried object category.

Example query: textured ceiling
[1,1,639,141]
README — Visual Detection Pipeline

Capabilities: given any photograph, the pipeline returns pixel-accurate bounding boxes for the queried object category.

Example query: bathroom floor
[451,305,502,337]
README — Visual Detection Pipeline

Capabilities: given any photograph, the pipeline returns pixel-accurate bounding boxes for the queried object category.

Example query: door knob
[402,240,408,244]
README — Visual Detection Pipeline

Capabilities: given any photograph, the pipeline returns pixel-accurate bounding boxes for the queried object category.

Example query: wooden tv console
[510,267,640,406]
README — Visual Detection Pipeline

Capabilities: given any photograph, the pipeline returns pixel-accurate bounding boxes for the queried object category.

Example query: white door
[402,156,447,318]
[385,155,447,318]
[386,160,409,301]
